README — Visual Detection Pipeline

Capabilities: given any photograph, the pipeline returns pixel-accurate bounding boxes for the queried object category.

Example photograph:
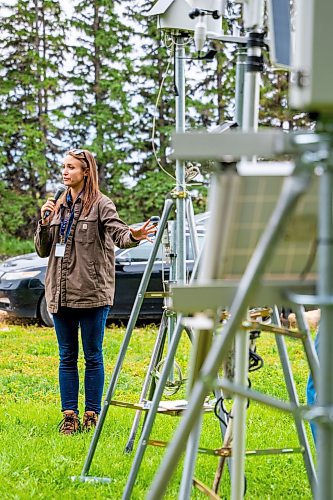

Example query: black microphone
[43,185,66,219]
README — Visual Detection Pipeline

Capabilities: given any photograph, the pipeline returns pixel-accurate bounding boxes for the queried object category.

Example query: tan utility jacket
[34,192,138,313]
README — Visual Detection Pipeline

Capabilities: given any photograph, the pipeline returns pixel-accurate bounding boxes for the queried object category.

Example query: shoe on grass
[82,411,98,431]
[58,410,80,435]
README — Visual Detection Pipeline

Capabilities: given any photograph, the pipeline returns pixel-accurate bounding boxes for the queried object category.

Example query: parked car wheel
[39,295,54,327]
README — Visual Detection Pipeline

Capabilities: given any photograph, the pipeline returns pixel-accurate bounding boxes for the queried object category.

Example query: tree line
[0,0,309,253]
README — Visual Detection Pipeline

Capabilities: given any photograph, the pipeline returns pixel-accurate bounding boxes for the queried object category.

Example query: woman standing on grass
[34,148,156,435]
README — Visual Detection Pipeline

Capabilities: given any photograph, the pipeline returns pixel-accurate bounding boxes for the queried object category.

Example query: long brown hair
[58,149,101,215]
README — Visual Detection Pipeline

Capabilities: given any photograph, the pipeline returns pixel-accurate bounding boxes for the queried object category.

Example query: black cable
[214,396,229,428]
[173,48,179,96]
[299,236,333,279]
[244,475,248,496]
[247,378,251,409]
[248,348,264,372]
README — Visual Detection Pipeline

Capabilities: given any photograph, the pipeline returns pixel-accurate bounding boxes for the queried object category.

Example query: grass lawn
[0,319,315,499]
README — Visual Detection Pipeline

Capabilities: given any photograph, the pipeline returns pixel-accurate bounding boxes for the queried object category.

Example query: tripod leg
[180,313,234,498]
[179,317,214,499]
[276,305,317,494]
[295,305,319,392]
[230,329,249,500]
[122,315,186,499]
[124,313,168,453]
[167,305,177,384]
[122,239,204,496]
[213,407,234,493]
[143,316,167,406]
[141,315,168,430]
[186,197,200,259]
[78,198,174,479]
[184,325,193,343]
[179,417,203,499]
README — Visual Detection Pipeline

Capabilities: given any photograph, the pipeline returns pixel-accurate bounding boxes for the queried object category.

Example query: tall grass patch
[0,321,314,498]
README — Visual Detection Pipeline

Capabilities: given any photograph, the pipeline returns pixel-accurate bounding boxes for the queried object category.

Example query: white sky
[60,0,73,16]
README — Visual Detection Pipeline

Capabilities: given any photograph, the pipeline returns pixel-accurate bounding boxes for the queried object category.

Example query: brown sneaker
[82,411,98,431]
[58,410,80,435]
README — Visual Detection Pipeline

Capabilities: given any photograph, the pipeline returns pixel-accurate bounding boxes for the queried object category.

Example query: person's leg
[53,307,80,413]
[80,306,110,415]
[306,328,319,443]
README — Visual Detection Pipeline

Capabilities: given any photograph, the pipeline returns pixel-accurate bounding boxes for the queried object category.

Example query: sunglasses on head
[68,149,89,166]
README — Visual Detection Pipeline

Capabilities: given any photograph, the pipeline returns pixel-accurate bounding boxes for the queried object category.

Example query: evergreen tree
[66,0,133,196]
[122,1,175,221]
[260,70,311,130]
[0,0,68,205]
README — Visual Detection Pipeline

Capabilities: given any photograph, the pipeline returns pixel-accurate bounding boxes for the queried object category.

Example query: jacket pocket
[75,218,97,244]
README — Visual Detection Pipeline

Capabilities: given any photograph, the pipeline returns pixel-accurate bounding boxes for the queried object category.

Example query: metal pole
[230,59,248,500]
[124,314,168,453]
[231,329,249,500]
[317,155,333,500]
[175,36,186,285]
[273,306,317,495]
[167,36,187,384]
[178,168,239,495]
[186,197,200,260]
[242,65,260,132]
[235,47,247,129]
[242,0,264,134]
[168,221,177,382]
[179,416,203,499]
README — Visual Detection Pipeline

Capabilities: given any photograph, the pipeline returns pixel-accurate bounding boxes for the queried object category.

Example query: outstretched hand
[130,219,158,243]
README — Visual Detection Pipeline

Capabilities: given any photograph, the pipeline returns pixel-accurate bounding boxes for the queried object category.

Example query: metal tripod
[123,196,198,455]
[122,249,230,499]
[124,15,276,496]
[71,31,228,485]
[147,140,324,498]
[122,161,319,498]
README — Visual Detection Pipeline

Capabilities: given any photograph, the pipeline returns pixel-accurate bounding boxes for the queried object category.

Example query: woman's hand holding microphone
[40,186,66,225]
[41,199,56,225]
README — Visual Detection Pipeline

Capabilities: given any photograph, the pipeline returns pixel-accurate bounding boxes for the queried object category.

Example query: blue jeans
[53,305,110,414]
[306,330,319,444]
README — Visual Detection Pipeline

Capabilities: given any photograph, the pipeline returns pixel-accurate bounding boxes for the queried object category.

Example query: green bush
[0,234,34,259]
[0,181,39,257]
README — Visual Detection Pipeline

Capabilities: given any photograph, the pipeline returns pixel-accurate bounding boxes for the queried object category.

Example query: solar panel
[171,168,318,313]
[217,173,317,280]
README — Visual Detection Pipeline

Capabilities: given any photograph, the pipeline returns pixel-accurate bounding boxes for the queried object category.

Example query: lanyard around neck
[59,191,84,244]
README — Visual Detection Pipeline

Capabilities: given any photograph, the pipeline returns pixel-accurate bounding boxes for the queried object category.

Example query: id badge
[55,243,66,258]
